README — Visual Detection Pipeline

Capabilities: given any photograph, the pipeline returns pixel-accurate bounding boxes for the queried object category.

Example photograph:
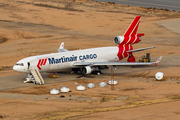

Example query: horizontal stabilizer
[127,46,155,53]
[137,33,145,36]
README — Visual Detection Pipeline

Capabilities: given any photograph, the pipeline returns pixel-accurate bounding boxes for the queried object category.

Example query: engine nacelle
[114,36,124,45]
[114,35,141,45]
[81,66,93,75]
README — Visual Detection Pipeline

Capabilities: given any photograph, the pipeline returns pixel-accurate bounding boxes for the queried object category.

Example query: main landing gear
[91,70,102,75]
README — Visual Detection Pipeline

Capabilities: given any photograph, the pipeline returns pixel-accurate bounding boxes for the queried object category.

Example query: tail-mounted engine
[114,35,142,45]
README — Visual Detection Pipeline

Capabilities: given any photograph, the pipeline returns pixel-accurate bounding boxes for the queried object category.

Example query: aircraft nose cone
[13,65,18,72]
[13,64,29,73]
[13,65,21,72]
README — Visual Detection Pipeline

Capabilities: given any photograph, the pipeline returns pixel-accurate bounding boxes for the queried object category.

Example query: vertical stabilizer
[123,16,141,36]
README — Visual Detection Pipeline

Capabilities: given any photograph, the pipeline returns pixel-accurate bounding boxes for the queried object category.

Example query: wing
[73,56,162,66]
[127,46,155,53]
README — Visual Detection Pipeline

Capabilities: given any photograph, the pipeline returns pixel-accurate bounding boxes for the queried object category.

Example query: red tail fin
[123,16,141,36]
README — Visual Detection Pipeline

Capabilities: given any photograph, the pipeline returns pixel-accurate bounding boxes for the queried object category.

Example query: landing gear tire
[92,71,101,75]
[97,72,101,75]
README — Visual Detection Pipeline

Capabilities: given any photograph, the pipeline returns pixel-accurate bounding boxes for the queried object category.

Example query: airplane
[13,16,162,84]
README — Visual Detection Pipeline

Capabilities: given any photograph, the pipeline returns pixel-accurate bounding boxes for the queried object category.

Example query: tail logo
[37,58,47,70]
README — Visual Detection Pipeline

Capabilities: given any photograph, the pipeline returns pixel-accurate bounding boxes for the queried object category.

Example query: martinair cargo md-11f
[13,16,162,84]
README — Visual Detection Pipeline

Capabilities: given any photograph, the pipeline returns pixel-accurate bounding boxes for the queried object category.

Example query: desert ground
[0,0,180,120]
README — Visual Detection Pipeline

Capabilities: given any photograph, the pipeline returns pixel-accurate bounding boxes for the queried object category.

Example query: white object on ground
[77,85,85,91]
[50,89,59,95]
[60,87,70,93]
[155,72,165,81]
[108,79,118,85]
[87,83,95,88]
[99,82,107,87]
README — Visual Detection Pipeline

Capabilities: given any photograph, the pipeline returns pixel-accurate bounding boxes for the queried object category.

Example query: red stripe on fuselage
[117,45,133,60]
[37,58,47,70]
[40,59,44,66]
[37,59,42,70]
[43,59,47,65]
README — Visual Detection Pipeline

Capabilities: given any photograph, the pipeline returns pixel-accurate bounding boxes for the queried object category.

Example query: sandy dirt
[0,0,180,120]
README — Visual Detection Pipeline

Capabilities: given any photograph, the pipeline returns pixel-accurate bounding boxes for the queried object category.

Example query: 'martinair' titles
[48,54,97,64]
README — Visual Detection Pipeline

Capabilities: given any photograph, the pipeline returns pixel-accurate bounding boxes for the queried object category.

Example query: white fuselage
[13,46,119,73]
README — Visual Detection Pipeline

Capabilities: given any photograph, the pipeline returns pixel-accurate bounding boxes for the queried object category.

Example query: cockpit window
[15,63,24,66]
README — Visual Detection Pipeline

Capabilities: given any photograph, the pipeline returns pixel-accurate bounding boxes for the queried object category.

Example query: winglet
[154,56,162,65]
[59,42,64,49]
[58,42,68,53]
